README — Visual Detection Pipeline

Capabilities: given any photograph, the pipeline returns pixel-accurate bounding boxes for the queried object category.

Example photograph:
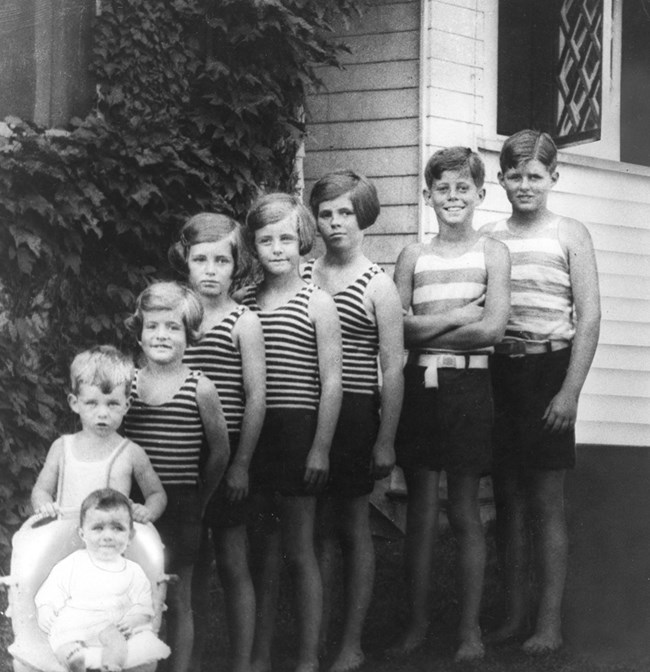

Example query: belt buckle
[509,341,527,357]
[439,354,457,368]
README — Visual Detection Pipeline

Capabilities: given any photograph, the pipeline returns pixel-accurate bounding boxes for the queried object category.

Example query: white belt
[408,352,489,369]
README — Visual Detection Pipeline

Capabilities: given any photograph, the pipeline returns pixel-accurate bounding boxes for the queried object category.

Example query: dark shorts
[396,365,493,476]
[325,391,380,498]
[251,408,318,497]
[491,347,576,471]
[204,433,262,528]
[156,484,202,571]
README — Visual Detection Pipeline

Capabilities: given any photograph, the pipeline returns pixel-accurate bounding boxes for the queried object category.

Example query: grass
[2,525,648,672]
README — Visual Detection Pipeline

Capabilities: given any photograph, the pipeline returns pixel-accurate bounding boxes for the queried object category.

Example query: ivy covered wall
[0,0,358,567]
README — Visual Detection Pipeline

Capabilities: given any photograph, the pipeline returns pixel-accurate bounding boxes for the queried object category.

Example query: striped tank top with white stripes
[412,236,491,354]
[241,283,319,411]
[488,218,574,342]
[124,370,203,486]
[184,305,246,434]
[302,260,380,395]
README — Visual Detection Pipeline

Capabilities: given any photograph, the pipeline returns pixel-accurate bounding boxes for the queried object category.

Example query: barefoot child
[242,193,343,672]
[305,170,404,672]
[169,213,266,672]
[35,488,170,672]
[392,147,511,661]
[123,281,231,672]
[31,345,166,523]
[481,130,600,653]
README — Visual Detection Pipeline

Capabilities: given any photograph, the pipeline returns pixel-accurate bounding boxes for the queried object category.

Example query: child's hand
[453,297,484,326]
[542,389,578,433]
[130,503,153,524]
[304,449,329,491]
[371,439,395,480]
[34,502,61,520]
[224,463,249,502]
[117,614,151,638]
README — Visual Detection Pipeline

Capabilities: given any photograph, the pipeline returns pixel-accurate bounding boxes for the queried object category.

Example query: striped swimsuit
[184,305,247,434]
[241,283,320,410]
[411,237,490,354]
[124,370,204,487]
[302,260,380,395]
[488,217,574,342]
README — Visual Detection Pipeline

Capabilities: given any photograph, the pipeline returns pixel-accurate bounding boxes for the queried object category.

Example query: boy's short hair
[244,193,316,256]
[125,281,204,345]
[499,129,558,173]
[70,345,134,395]
[309,170,380,230]
[168,212,253,293]
[80,488,133,528]
[424,147,485,190]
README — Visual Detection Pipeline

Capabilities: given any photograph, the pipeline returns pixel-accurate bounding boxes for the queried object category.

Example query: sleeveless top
[57,436,130,509]
[302,259,380,395]
[411,236,491,354]
[241,283,320,411]
[488,218,575,342]
[184,305,246,434]
[123,370,203,486]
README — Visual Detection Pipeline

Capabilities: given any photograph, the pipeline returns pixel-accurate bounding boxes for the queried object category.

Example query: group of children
[28,128,600,672]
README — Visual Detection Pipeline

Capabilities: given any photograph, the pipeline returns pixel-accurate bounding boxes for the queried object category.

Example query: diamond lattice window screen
[555,0,603,145]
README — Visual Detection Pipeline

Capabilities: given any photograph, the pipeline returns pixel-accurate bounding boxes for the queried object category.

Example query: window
[620,0,650,167]
[497,0,603,148]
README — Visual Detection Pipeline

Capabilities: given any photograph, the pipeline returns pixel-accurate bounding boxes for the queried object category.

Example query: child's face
[498,159,558,214]
[187,239,235,299]
[79,505,133,562]
[68,384,129,437]
[253,216,301,276]
[316,192,363,252]
[139,307,187,366]
[424,169,485,229]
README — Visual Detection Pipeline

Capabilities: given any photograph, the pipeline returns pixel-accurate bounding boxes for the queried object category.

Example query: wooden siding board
[430,1,484,39]
[578,423,650,447]
[304,176,420,208]
[592,345,650,372]
[598,320,650,348]
[425,88,482,123]
[580,394,650,425]
[330,2,419,35]
[337,30,419,65]
[316,60,419,93]
[595,251,650,279]
[307,89,419,123]
[304,147,419,181]
[599,274,650,301]
[428,59,483,95]
[600,297,650,324]
[583,369,650,398]
[426,29,480,65]
[307,119,419,151]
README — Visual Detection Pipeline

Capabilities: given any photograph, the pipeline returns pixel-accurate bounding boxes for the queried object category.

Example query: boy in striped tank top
[124,281,231,672]
[242,193,342,672]
[306,170,404,672]
[481,130,600,653]
[392,147,511,661]
[169,213,266,672]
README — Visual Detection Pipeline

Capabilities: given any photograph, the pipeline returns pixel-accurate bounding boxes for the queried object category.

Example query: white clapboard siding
[304,0,421,266]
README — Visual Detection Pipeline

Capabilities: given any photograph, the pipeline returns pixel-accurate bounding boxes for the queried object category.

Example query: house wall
[303,0,421,268]
[0,0,94,127]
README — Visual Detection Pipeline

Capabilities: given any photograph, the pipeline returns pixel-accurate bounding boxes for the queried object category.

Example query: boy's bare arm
[368,273,404,478]
[394,243,484,347]
[543,219,601,432]
[306,289,343,490]
[131,445,167,523]
[418,239,511,350]
[196,376,230,515]
[31,439,63,516]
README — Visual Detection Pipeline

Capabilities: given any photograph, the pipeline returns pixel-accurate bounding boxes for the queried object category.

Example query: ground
[1,527,648,672]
